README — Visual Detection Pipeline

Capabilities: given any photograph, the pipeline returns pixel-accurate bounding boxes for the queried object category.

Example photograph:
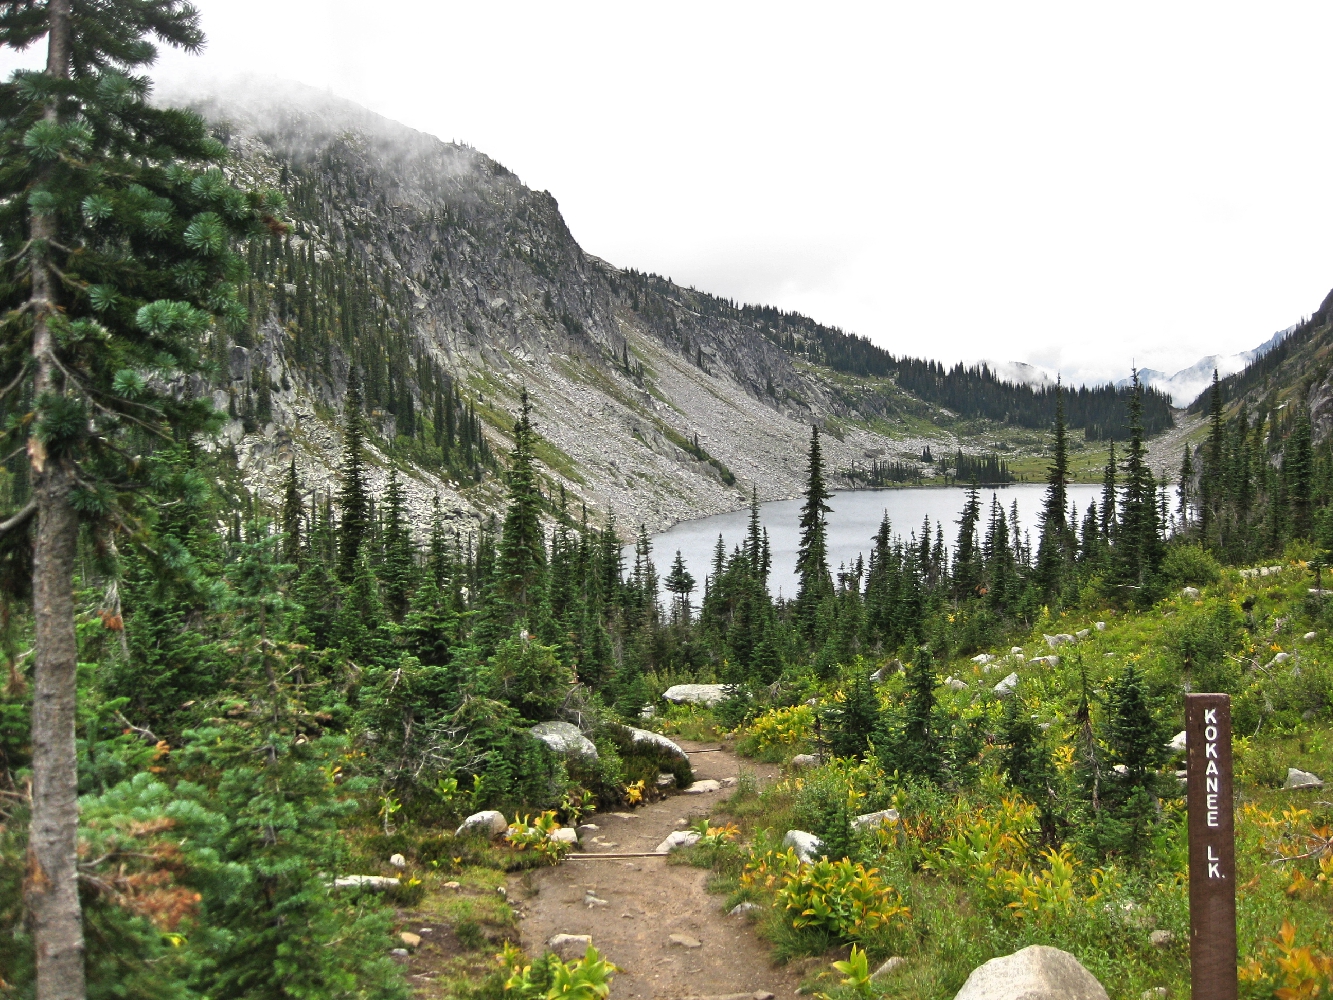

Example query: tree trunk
[24,3,86,998]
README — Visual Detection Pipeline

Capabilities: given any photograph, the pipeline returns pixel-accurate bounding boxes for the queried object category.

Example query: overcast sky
[8,2,1333,386]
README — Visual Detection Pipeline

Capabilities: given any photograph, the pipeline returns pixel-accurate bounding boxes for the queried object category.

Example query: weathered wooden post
[1186,693,1237,1000]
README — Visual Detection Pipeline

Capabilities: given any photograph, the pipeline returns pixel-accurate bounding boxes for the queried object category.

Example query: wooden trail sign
[1186,693,1237,1000]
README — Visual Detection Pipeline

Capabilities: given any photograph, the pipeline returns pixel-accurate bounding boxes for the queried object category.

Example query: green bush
[1161,544,1222,588]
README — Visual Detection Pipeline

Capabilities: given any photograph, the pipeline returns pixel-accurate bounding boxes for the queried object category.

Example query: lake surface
[638,484,1105,600]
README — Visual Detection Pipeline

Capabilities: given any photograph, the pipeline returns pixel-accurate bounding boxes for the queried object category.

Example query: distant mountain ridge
[1113,325,1297,407]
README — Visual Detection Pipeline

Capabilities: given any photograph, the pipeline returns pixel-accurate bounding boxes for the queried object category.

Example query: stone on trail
[851,808,900,832]
[993,672,1019,697]
[669,933,702,949]
[389,948,409,957]
[783,829,823,862]
[399,932,421,948]
[1285,767,1325,790]
[683,778,722,794]
[872,956,907,980]
[456,809,508,837]
[657,773,676,789]
[548,827,579,845]
[627,727,689,760]
[656,830,701,854]
[730,902,761,917]
[790,753,820,768]
[663,683,729,706]
[333,874,399,890]
[388,853,406,868]
[547,934,593,961]
[953,944,1109,1000]
[530,721,598,762]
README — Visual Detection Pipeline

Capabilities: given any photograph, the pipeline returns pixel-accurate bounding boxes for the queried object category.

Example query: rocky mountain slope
[171,78,962,536]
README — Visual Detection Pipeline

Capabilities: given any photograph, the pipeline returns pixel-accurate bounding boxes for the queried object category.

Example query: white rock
[656,773,676,788]
[639,704,656,719]
[1094,622,1106,631]
[662,683,729,706]
[851,808,900,831]
[1045,633,1076,648]
[790,753,820,768]
[456,810,508,837]
[1284,768,1325,790]
[1010,646,1025,654]
[547,933,593,961]
[1273,652,1292,664]
[972,653,996,665]
[993,672,1019,697]
[584,891,608,907]
[333,875,399,890]
[1113,764,1129,775]
[1030,655,1059,667]
[548,827,579,845]
[655,830,701,854]
[388,853,406,869]
[954,944,1109,1000]
[683,779,723,794]
[1168,731,1187,753]
[669,933,702,949]
[870,659,902,683]
[782,829,823,862]
[1181,587,1201,599]
[872,956,907,981]
[530,721,598,761]
[626,727,688,760]
[1150,930,1174,948]
[1304,632,1318,641]
[730,902,762,917]
[945,676,969,691]
[390,947,409,957]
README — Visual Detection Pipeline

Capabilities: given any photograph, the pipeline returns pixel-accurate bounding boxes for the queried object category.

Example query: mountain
[166,78,1169,535]
[974,360,1057,389]
[1114,325,1298,407]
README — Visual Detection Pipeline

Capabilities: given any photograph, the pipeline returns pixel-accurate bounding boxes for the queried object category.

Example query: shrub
[738,704,814,758]
[772,856,910,941]
[1161,544,1222,588]
[498,940,617,1000]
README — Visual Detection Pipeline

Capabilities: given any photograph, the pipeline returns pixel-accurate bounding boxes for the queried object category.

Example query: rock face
[953,945,1109,1000]
[662,683,730,706]
[456,810,509,837]
[782,829,823,862]
[530,721,598,762]
[1285,768,1325,790]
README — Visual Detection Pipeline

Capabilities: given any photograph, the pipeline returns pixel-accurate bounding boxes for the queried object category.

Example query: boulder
[548,827,579,845]
[945,676,969,691]
[1181,587,1201,600]
[1168,731,1187,753]
[547,934,593,962]
[872,956,907,981]
[1095,622,1106,631]
[683,779,722,794]
[1076,628,1091,639]
[972,653,996,665]
[400,932,421,948]
[790,753,820,768]
[993,672,1019,697]
[626,727,688,760]
[456,810,508,837]
[388,853,406,869]
[870,659,902,683]
[954,945,1108,1000]
[333,875,399,890]
[655,830,701,854]
[530,721,598,762]
[1284,768,1325,790]
[1149,930,1174,948]
[662,683,729,706]
[657,773,676,789]
[1304,631,1318,641]
[851,808,900,831]
[782,829,823,862]
[1044,633,1076,648]
[576,823,599,841]
[1030,655,1059,667]
[730,902,762,917]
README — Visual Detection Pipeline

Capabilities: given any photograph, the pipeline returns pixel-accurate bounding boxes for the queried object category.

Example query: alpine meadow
[0,5,1332,1000]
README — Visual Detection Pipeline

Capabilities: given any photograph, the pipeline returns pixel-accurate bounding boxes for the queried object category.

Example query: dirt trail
[508,740,804,1000]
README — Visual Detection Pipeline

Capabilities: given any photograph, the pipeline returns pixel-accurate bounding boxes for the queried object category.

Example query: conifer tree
[664,549,696,625]
[1035,382,1072,600]
[1201,369,1224,542]
[1111,372,1162,603]
[337,369,370,581]
[952,484,982,599]
[1177,445,1194,531]
[1287,404,1314,538]
[381,468,415,620]
[1100,441,1117,540]
[795,424,833,627]
[496,390,546,615]
[280,458,303,565]
[900,645,938,779]
[0,6,283,993]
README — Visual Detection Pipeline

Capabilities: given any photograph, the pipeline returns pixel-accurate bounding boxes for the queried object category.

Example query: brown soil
[507,739,807,1000]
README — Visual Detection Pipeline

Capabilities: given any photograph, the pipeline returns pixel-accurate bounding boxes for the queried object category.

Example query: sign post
[1186,693,1237,1000]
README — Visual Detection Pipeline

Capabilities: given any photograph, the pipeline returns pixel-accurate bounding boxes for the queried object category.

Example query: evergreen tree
[1100,441,1117,541]
[381,468,415,620]
[1287,403,1314,538]
[1178,445,1194,531]
[0,6,282,993]
[952,484,982,599]
[664,549,696,625]
[899,646,938,780]
[495,390,546,615]
[795,424,834,627]
[1201,369,1224,542]
[280,458,303,566]
[1111,371,1162,604]
[1035,382,1072,600]
[337,370,370,581]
